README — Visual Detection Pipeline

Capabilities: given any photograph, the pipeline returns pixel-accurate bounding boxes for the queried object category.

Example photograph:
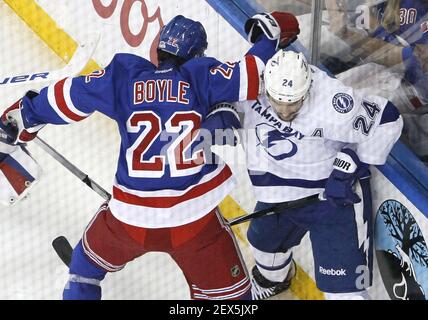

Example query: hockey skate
[250,259,296,300]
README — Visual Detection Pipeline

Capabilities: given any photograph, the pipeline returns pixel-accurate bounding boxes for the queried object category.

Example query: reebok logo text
[319,266,347,276]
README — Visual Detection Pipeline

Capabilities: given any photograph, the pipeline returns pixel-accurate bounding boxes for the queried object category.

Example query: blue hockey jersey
[373,0,428,102]
[373,0,428,45]
[20,36,277,227]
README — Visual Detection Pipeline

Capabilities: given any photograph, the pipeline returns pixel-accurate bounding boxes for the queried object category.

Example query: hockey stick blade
[228,194,321,226]
[0,34,100,88]
[52,236,73,267]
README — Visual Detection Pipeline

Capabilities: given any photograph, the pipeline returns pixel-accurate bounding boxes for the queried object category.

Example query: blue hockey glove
[200,103,241,147]
[324,148,369,207]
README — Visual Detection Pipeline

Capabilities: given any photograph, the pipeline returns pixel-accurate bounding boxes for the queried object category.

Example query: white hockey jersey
[235,65,403,203]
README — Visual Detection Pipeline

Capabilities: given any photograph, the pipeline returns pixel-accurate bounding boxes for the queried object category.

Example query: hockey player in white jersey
[231,50,403,299]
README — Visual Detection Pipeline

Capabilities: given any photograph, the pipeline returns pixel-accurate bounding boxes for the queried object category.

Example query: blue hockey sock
[63,240,107,300]
[239,287,252,300]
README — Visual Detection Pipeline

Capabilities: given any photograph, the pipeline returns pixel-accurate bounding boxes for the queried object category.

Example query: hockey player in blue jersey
[228,50,403,300]
[0,13,300,299]
[359,0,428,107]
[326,0,428,160]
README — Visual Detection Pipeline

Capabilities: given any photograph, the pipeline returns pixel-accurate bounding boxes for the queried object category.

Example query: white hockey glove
[0,135,42,206]
[1,91,45,145]
[244,11,300,48]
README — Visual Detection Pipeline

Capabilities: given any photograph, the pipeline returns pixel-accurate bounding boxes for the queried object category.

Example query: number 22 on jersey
[126,111,205,178]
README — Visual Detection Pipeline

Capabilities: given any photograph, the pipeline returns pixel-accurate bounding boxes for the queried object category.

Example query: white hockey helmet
[264,50,312,103]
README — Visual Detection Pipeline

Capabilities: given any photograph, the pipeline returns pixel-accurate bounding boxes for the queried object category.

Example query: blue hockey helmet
[158,15,208,61]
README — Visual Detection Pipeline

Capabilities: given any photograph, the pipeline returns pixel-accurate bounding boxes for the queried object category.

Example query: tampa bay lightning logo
[332,93,354,114]
[255,124,298,161]
[375,200,428,300]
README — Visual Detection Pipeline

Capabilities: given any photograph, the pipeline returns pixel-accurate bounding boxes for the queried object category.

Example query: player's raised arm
[1,53,150,145]
[184,12,300,110]
[236,11,300,101]
[244,11,300,62]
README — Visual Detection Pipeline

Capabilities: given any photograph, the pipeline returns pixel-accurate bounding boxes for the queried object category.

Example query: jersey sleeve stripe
[48,78,89,123]
[238,58,249,101]
[244,55,261,100]
[112,165,232,208]
[47,82,72,124]
[62,78,93,118]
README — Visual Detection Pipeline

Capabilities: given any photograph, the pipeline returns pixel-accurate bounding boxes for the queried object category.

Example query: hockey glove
[244,11,300,48]
[0,138,42,206]
[1,91,44,145]
[200,103,241,147]
[324,148,369,207]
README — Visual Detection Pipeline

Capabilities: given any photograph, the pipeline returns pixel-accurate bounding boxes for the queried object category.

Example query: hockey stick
[37,135,111,267]
[228,194,322,226]
[0,132,110,202]
[32,137,111,266]
[51,194,323,267]
[33,136,111,201]
[0,34,100,88]
[1,128,111,266]
[0,34,107,200]
[39,134,110,266]
[52,236,73,267]
[0,36,103,267]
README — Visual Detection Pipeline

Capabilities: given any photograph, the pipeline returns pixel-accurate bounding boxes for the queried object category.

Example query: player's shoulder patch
[311,66,354,115]
[332,92,354,114]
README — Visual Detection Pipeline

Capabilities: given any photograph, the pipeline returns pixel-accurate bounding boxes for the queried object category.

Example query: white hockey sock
[250,245,293,283]
[66,274,101,287]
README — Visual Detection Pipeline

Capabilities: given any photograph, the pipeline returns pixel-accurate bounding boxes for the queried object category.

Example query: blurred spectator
[326,0,428,161]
